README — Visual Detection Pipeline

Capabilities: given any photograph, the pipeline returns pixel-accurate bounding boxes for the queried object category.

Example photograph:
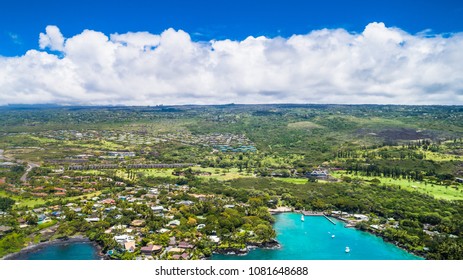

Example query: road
[20,162,40,182]
[1,148,40,183]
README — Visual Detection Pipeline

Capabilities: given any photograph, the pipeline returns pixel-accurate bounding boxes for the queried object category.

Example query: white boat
[345,246,350,253]
[301,215,304,222]
[331,235,335,238]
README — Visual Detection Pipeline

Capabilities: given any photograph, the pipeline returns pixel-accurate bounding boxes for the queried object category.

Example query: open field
[331,171,463,201]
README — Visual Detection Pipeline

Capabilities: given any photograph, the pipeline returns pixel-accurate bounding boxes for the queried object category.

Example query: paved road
[1,149,40,183]
[20,162,40,183]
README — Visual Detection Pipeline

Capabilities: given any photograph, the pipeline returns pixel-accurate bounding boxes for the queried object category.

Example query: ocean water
[12,241,100,260]
[212,213,422,260]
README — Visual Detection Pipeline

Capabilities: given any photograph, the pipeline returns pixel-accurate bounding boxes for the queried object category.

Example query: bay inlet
[212,212,422,260]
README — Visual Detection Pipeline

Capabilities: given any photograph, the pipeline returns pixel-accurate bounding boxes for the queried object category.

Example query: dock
[323,215,336,225]
[300,211,336,225]
[300,211,324,216]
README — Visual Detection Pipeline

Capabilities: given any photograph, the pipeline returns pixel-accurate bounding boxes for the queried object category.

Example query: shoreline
[2,235,104,260]
[211,239,281,258]
[271,209,425,260]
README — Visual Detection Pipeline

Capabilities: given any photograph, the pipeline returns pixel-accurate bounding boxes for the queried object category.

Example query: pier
[323,215,336,225]
[300,211,336,225]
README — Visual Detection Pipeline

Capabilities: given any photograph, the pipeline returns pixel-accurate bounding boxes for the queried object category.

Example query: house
[108,151,136,157]
[307,169,328,179]
[38,214,47,222]
[353,214,369,221]
[167,220,180,227]
[169,236,176,246]
[157,228,170,233]
[151,206,164,213]
[172,252,189,260]
[124,241,136,252]
[101,199,116,205]
[178,241,194,249]
[177,200,194,206]
[85,217,100,222]
[0,162,17,168]
[168,247,185,253]
[140,244,163,255]
[114,234,134,244]
[208,235,220,243]
[130,219,145,227]
[0,225,13,236]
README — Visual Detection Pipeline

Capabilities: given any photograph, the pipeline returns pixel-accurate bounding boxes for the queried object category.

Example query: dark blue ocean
[12,241,100,260]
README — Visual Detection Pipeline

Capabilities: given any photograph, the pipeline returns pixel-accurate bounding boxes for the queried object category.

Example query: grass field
[0,189,48,208]
[331,171,463,201]
[273,177,309,184]
[287,121,324,130]
[116,167,254,181]
[0,189,102,208]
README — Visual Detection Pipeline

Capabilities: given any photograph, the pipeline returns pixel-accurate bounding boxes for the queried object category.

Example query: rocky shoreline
[2,235,105,260]
[212,239,281,257]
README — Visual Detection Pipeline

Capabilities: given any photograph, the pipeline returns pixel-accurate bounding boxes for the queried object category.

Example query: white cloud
[1,22,463,105]
[39,25,65,51]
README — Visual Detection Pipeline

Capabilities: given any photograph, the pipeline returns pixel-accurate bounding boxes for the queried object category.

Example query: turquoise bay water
[212,213,422,260]
[13,242,100,260]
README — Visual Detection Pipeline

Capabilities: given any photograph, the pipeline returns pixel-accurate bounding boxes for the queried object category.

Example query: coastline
[212,239,281,257]
[2,235,104,260]
[270,209,425,260]
[327,215,426,260]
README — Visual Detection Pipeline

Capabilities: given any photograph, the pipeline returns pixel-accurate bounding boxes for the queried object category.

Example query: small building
[306,169,328,179]
[178,241,194,249]
[124,241,136,252]
[101,199,116,205]
[177,200,194,206]
[0,162,17,168]
[168,247,185,253]
[158,228,170,233]
[167,220,180,227]
[140,244,162,255]
[208,235,220,243]
[353,214,369,221]
[130,219,146,227]
[169,236,176,246]
[151,206,164,213]
[114,234,134,244]
[0,225,13,236]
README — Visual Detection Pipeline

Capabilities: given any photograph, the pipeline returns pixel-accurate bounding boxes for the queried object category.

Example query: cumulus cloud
[1,22,463,105]
[39,25,65,51]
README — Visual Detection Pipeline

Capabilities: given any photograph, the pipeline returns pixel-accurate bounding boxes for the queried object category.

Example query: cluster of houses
[2,179,233,260]
[213,145,257,153]
[156,132,255,150]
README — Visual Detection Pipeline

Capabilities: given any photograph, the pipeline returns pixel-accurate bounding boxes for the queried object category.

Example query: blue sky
[1,0,462,56]
[0,0,462,105]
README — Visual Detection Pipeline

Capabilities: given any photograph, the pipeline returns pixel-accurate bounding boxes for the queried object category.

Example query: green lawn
[117,167,253,181]
[331,171,463,201]
[273,177,309,184]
